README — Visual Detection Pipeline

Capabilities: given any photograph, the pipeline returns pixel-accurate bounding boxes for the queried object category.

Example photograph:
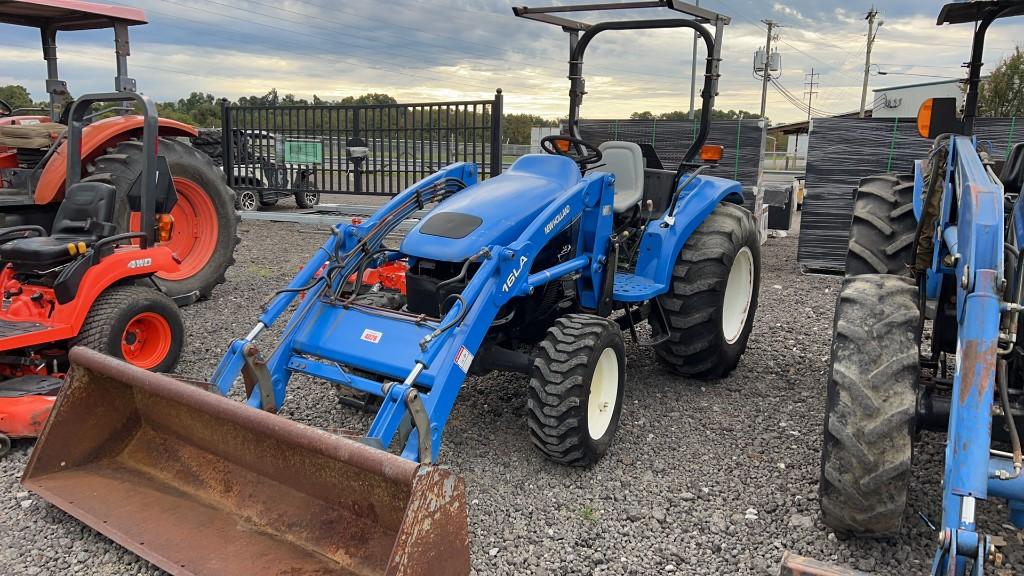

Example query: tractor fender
[34,116,197,205]
[633,175,744,288]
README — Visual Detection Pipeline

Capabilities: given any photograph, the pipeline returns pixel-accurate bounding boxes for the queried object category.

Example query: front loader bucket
[22,347,470,576]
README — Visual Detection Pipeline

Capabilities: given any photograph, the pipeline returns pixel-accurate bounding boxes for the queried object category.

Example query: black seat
[1003,143,1024,197]
[0,181,117,269]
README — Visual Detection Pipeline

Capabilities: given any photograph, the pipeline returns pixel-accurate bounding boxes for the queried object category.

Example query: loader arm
[930,136,1008,574]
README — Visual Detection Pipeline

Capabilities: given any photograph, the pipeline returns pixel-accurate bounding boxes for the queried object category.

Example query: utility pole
[753,20,779,188]
[688,0,700,119]
[758,20,778,122]
[859,7,881,118]
[796,69,819,160]
[804,68,819,125]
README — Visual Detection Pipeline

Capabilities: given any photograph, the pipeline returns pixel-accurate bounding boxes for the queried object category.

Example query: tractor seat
[0,181,117,270]
[1003,143,1024,197]
[597,141,645,213]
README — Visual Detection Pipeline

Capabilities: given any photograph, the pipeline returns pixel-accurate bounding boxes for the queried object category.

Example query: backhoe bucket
[22,347,470,576]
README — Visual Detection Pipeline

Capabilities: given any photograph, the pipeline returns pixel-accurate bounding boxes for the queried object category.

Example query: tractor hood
[401,155,581,262]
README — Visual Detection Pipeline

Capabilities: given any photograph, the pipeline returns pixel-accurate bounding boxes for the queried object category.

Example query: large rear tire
[655,202,760,379]
[820,274,919,536]
[70,285,184,373]
[845,174,916,277]
[89,138,240,302]
[527,314,625,467]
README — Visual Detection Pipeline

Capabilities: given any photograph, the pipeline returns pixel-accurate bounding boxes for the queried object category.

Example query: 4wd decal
[127,258,153,269]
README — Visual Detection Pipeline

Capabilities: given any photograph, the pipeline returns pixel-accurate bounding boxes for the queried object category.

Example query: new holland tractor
[0,0,238,304]
[809,1,1024,574]
[22,2,758,574]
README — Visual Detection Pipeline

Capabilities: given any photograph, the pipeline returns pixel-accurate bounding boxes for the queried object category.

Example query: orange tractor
[0,0,238,304]
[0,0,238,454]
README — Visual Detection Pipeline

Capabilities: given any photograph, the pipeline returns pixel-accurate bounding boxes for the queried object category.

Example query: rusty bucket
[22,347,470,576]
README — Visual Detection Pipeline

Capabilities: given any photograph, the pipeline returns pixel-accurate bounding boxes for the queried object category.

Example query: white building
[872,78,964,118]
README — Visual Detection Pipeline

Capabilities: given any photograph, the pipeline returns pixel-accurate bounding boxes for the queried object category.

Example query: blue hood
[401,155,581,262]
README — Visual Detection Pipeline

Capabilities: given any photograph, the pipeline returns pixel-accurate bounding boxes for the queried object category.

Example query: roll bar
[513,1,729,165]
[937,0,1024,135]
[66,92,158,246]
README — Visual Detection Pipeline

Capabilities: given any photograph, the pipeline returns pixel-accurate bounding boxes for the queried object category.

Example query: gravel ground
[2,214,1023,575]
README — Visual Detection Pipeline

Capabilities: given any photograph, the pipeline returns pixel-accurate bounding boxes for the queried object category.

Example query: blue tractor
[22,2,759,574]
[815,1,1024,574]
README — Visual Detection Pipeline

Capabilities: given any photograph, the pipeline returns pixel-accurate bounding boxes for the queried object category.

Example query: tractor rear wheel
[820,274,919,536]
[845,174,916,277]
[89,138,240,302]
[70,285,184,373]
[527,314,625,466]
[655,202,760,379]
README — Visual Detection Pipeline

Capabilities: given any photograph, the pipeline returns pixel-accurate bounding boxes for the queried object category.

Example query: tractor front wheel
[820,274,919,536]
[90,138,240,302]
[527,314,625,466]
[845,174,916,277]
[655,202,760,379]
[70,285,184,373]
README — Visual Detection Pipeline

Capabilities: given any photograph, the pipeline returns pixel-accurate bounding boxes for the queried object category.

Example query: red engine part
[361,261,408,294]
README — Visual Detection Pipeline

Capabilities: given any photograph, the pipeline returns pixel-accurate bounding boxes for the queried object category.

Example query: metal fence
[220,91,503,198]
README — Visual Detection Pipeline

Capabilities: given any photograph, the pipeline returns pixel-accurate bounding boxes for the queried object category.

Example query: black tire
[0,433,10,458]
[294,179,320,209]
[88,138,240,301]
[527,314,625,466]
[70,285,184,373]
[235,188,259,212]
[820,274,919,537]
[845,174,916,277]
[655,202,760,379]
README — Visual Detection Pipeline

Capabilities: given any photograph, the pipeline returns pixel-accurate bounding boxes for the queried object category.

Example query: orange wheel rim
[121,312,173,369]
[158,177,219,281]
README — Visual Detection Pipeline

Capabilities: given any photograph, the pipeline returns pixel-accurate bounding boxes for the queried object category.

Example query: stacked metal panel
[797,117,1020,272]
[578,119,764,188]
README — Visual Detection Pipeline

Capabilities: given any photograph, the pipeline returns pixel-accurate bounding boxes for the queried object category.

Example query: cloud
[0,0,1021,123]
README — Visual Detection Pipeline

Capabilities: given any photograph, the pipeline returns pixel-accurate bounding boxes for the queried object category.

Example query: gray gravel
[2,215,1022,575]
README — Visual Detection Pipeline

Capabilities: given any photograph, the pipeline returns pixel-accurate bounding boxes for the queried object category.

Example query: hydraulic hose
[997,358,1023,479]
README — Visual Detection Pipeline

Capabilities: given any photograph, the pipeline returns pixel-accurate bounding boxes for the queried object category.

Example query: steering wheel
[541,135,603,169]
[0,99,12,117]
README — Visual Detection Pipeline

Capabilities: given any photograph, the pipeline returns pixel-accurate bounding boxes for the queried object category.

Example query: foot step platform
[612,273,664,302]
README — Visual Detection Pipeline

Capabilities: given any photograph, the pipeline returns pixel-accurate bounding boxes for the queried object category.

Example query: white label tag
[360,329,383,344]
[454,346,474,373]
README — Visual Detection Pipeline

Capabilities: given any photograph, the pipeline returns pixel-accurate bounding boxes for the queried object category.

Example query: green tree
[0,85,37,111]
[978,46,1023,118]
[630,108,766,122]
[503,113,558,145]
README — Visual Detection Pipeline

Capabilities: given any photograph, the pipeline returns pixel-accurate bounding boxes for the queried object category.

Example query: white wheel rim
[588,348,619,440]
[305,191,319,205]
[722,246,754,345]
[240,191,257,210]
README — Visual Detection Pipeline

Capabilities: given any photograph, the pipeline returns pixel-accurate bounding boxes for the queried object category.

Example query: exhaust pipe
[22,347,469,576]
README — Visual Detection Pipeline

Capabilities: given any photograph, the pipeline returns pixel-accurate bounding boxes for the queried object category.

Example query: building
[871,78,965,118]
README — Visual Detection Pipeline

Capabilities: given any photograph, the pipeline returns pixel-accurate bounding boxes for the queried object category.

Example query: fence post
[220,98,233,186]
[352,108,363,194]
[490,89,504,177]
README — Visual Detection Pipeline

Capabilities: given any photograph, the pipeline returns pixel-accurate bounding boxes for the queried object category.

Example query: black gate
[220,91,503,199]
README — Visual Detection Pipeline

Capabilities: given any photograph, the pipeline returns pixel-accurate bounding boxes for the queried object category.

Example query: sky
[2,0,1022,124]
